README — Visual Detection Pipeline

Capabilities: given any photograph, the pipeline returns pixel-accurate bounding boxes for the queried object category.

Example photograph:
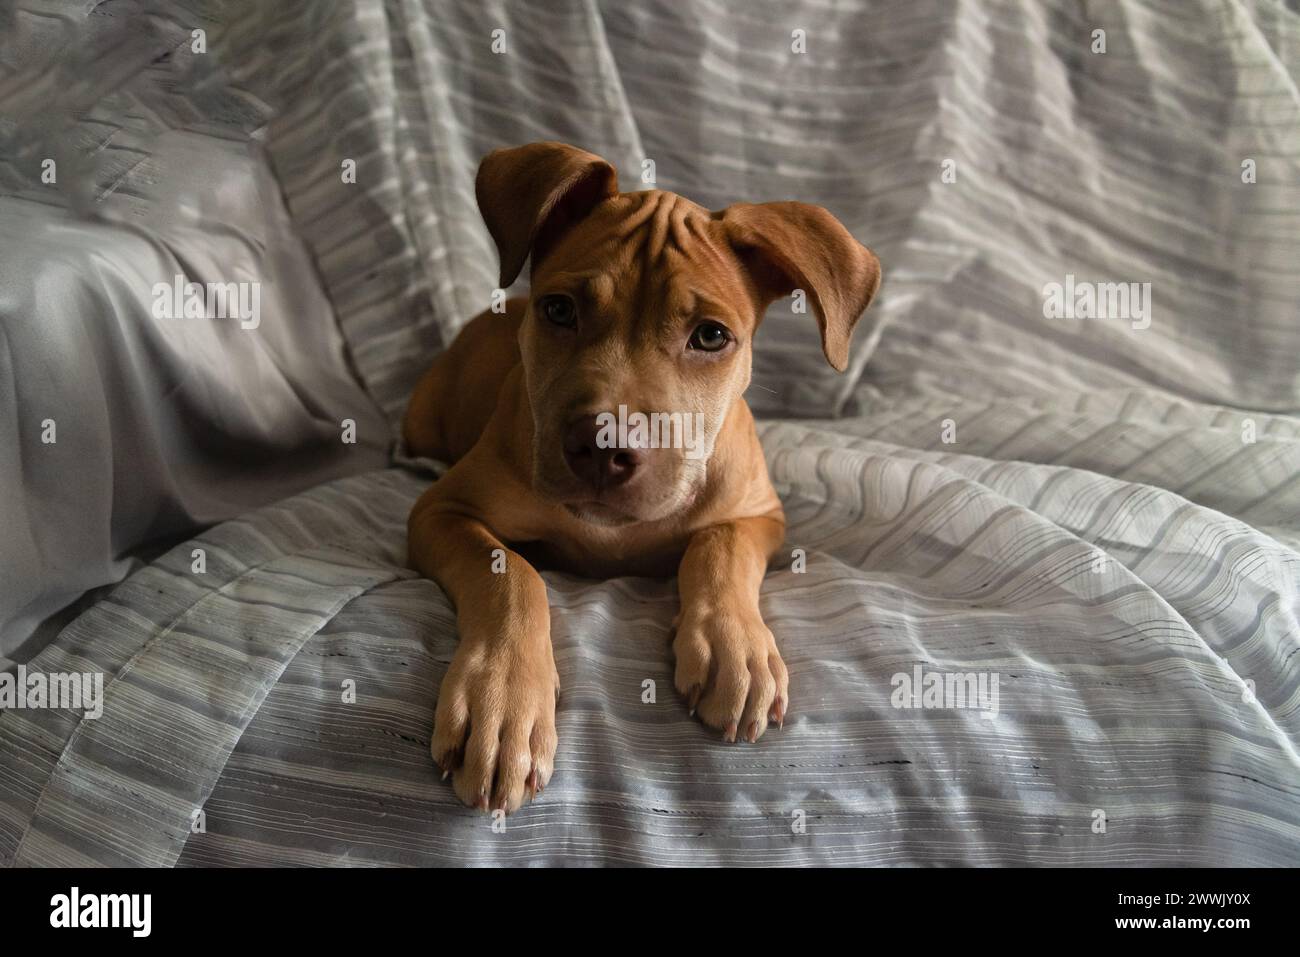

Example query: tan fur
[404,142,880,813]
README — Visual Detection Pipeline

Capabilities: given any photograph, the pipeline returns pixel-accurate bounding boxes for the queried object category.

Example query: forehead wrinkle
[645,192,675,264]
[575,191,747,347]
[613,191,660,240]
[682,213,734,273]
[585,273,617,313]
[668,201,695,259]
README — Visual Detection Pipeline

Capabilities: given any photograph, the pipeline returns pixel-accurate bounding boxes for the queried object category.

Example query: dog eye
[537,294,577,328]
[688,321,731,352]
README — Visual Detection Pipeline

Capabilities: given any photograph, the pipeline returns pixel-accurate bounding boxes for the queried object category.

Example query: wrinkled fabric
[2,392,1298,865]
[0,2,390,657]
[1,0,1298,866]
[222,0,1300,422]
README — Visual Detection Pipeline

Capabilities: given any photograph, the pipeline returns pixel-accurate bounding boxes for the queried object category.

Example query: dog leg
[408,500,559,813]
[673,514,789,742]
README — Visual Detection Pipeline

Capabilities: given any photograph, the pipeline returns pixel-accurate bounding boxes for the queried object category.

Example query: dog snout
[562,415,643,490]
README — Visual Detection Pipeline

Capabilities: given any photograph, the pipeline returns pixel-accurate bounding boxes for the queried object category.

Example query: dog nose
[563,415,643,489]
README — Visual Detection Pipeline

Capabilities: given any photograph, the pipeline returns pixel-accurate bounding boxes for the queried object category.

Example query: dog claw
[687,685,702,716]
[746,720,758,743]
[771,697,785,730]
[723,721,738,743]
[436,747,462,777]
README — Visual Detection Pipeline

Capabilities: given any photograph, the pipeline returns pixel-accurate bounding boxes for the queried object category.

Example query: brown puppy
[403,142,880,813]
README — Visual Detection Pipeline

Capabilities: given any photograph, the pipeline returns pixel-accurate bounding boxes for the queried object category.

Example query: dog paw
[431,637,559,814]
[672,607,789,742]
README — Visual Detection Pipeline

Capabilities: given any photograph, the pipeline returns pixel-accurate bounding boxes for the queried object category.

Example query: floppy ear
[475,141,619,288]
[718,202,881,373]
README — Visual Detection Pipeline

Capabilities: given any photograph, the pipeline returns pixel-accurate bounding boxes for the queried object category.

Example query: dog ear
[718,202,881,373]
[476,142,619,288]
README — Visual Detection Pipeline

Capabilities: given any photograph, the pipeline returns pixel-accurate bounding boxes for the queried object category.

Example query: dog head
[476,141,881,526]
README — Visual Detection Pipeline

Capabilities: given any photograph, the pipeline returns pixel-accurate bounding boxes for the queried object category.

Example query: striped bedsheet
[2,0,1298,866]
[218,0,1300,425]
[2,385,1297,865]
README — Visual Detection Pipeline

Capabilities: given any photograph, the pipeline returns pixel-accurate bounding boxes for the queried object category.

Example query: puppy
[403,142,881,812]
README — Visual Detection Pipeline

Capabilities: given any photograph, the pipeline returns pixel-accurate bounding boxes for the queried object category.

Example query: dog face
[476,142,881,526]
[520,190,757,525]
